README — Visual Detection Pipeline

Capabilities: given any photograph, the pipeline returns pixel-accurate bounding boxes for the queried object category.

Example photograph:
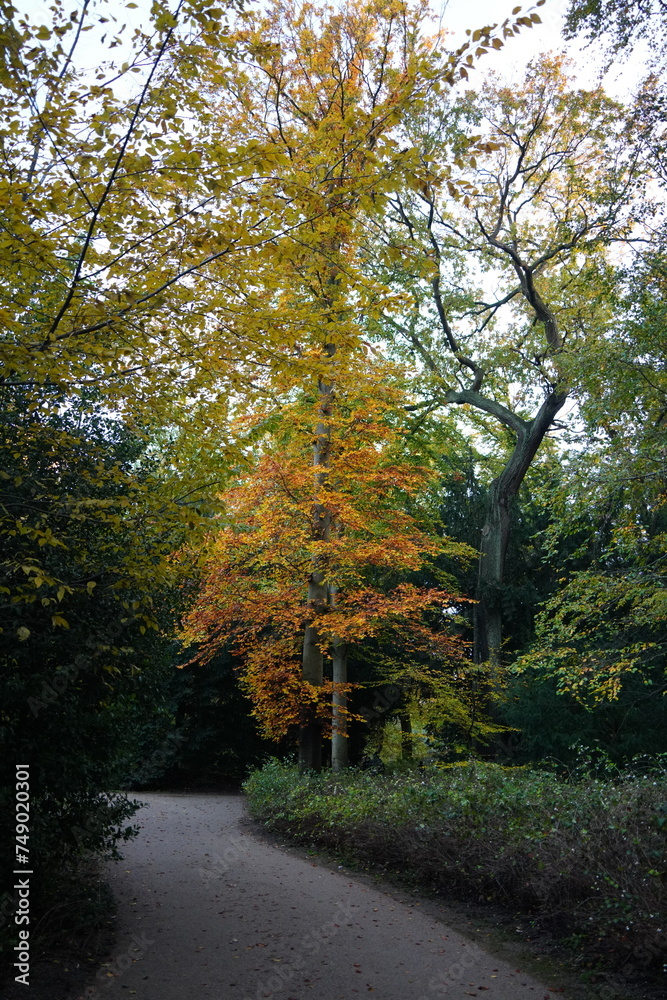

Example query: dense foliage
[1,0,666,985]
[245,759,667,976]
[180,389,476,745]
[0,396,187,957]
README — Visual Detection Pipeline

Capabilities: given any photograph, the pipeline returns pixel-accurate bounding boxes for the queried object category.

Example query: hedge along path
[73,793,567,1000]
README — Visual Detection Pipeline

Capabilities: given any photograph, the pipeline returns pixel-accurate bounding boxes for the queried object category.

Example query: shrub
[244,759,667,975]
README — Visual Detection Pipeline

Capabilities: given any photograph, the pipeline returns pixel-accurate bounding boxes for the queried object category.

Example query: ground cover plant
[244,758,667,979]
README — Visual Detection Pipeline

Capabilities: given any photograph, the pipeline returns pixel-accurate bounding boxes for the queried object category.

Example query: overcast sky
[441,0,649,99]
[15,0,650,101]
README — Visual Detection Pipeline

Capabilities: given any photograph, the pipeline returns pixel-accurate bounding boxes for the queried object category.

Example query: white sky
[16,0,652,102]
[440,0,651,100]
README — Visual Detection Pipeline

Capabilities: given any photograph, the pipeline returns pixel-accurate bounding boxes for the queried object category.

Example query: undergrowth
[244,758,667,978]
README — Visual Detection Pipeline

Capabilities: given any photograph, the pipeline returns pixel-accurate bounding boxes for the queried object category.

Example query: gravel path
[74,792,568,1000]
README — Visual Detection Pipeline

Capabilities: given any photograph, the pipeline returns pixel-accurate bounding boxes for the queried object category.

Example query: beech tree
[367,54,642,669]
[191,0,445,770]
[0,0,260,621]
[179,385,474,769]
[0,0,258,411]
[180,0,533,768]
[0,0,550,440]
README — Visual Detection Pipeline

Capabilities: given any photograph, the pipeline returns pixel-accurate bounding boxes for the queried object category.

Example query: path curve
[74,792,568,1000]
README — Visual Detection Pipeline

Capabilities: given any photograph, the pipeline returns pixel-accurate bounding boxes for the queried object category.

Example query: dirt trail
[72,792,570,1000]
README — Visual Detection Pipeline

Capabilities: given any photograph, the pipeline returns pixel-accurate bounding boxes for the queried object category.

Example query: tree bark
[331,638,348,772]
[298,349,335,773]
[472,389,568,666]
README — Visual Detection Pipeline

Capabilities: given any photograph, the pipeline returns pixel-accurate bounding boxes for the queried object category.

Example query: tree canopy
[1,0,665,836]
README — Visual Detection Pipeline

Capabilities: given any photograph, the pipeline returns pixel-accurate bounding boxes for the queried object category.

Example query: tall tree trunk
[329,582,348,773]
[473,389,568,667]
[300,621,324,772]
[299,347,335,773]
[331,637,348,772]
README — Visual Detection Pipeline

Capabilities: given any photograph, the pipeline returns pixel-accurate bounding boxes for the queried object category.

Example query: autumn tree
[194,0,444,770]
[0,0,543,461]
[365,53,642,670]
[181,0,533,768]
[0,0,264,410]
[0,0,261,624]
[179,384,474,770]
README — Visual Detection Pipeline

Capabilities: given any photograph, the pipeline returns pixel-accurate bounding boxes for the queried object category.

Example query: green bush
[244,759,667,975]
[0,398,185,967]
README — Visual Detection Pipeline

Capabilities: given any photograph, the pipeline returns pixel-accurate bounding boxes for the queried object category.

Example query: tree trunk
[473,389,568,667]
[300,622,324,772]
[298,348,335,773]
[473,477,511,669]
[331,638,348,773]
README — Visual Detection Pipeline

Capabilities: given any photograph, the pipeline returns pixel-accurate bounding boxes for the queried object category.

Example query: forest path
[74,792,567,1000]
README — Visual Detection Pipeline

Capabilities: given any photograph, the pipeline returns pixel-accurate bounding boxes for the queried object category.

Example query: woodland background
[0,0,666,985]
